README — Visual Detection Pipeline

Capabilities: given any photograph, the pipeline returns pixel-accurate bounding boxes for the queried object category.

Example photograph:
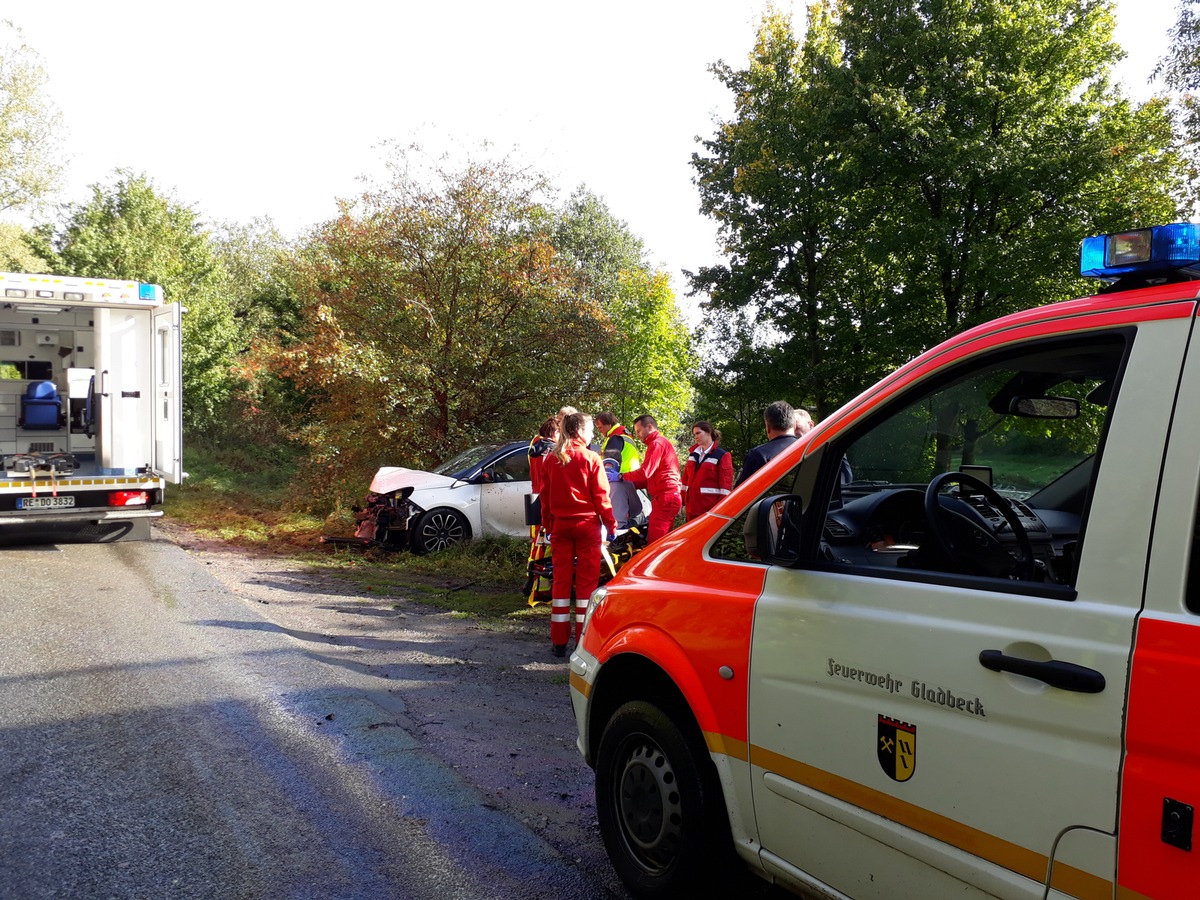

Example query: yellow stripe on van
[568,671,592,699]
[703,730,749,762]
[749,744,1112,900]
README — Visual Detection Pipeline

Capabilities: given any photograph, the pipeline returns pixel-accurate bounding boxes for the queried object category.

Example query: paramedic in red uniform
[528,416,558,496]
[541,412,617,657]
[681,420,733,520]
[614,414,682,544]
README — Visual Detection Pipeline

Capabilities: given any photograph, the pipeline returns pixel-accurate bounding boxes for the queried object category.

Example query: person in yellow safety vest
[595,412,642,528]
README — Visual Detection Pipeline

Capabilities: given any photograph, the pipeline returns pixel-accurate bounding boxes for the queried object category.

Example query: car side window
[809,334,1128,590]
[489,450,531,483]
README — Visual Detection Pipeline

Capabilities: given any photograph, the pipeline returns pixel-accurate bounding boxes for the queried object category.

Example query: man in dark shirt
[734,400,799,488]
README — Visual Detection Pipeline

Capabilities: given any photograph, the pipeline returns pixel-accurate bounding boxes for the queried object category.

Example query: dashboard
[822,487,1080,584]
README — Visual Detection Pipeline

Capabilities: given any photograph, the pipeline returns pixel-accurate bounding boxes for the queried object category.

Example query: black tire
[411,508,469,554]
[595,700,734,898]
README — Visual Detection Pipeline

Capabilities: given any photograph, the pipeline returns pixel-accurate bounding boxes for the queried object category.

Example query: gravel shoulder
[156,521,630,899]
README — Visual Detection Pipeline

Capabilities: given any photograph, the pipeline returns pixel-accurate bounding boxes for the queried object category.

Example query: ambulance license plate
[17,496,75,509]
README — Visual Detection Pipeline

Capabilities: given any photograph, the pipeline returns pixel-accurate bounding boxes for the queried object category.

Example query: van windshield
[842,339,1122,502]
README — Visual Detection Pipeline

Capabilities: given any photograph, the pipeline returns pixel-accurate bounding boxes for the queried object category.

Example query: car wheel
[411,508,469,554]
[595,700,734,898]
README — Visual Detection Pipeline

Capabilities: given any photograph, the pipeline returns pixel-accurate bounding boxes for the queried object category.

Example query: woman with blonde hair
[540,412,617,657]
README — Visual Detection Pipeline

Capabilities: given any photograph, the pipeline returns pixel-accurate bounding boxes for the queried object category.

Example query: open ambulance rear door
[151,302,182,484]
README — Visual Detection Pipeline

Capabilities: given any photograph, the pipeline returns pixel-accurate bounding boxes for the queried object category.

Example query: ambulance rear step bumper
[0,508,162,526]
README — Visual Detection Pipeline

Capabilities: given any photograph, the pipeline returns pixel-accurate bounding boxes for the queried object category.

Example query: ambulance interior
[1,303,112,476]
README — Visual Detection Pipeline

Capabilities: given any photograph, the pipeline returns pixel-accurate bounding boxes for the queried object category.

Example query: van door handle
[978,649,1106,693]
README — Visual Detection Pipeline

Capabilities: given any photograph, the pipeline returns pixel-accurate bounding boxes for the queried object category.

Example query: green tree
[46,170,239,433]
[210,217,306,448]
[690,310,800,464]
[692,0,1186,432]
[553,188,695,437]
[554,186,646,303]
[1159,0,1200,91]
[836,0,1184,341]
[212,217,301,341]
[600,267,695,439]
[0,20,63,216]
[270,149,616,503]
[692,4,876,423]
[1155,0,1200,210]
[0,223,48,271]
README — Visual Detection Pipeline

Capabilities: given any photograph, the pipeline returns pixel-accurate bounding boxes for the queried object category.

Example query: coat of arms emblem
[878,715,916,782]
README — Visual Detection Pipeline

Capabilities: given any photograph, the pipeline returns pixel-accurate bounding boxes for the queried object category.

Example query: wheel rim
[419,512,465,552]
[611,736,684,875]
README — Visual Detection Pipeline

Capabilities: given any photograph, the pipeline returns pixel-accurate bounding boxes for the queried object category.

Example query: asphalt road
[0,535,615,900]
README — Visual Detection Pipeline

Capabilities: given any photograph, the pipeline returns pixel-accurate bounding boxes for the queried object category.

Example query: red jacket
[541,439,617,535]
[682,442,733,519]
[621,430,681,500]
[528,436,554,494]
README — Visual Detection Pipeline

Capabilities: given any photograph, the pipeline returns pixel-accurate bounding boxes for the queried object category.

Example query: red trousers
[550,517,602,647]
[647,492,682,544]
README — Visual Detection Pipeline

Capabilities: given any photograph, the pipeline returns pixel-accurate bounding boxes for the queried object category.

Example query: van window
[812,335,1127,589]
[0,360,53,380]
[711,466,800,563]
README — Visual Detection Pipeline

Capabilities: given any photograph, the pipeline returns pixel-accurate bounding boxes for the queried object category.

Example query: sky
[4,0,1184,321]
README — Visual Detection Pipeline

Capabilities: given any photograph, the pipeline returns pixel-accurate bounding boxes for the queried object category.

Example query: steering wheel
[923,471,1036,580]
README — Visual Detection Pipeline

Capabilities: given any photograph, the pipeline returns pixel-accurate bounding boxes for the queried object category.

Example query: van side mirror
[744,494,805,565]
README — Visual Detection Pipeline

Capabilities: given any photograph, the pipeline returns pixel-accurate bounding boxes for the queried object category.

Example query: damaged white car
[368,441,533,554]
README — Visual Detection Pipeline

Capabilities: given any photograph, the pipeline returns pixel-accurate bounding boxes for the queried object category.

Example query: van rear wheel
[595,700,733,898]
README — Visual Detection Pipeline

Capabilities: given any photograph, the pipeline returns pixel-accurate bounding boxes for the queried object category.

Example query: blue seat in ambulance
[20,380,63,430]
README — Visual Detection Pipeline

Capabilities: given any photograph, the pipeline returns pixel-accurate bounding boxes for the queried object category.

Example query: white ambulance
[0,272,182,543]
[571,224,1200,899]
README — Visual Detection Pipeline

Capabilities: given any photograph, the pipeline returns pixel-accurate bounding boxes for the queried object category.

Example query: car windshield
[431,443,508,477]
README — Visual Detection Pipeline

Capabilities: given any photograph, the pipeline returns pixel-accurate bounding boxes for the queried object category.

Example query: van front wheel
[595,700,733,898]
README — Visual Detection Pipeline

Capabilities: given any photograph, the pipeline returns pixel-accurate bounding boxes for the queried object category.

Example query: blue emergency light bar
[1080,223,1200,279]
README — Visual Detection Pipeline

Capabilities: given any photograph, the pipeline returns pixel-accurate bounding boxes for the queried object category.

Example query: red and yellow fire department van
[570,224,1200,900]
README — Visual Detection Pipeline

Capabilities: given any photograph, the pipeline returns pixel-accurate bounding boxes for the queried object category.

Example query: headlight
[582,586,607,636]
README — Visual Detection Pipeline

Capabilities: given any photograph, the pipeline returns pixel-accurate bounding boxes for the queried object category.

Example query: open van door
[152,302,183,484]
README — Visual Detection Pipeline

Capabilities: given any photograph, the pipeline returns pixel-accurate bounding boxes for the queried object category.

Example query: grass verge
[317,536,541,619]
[165,442,546,622]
